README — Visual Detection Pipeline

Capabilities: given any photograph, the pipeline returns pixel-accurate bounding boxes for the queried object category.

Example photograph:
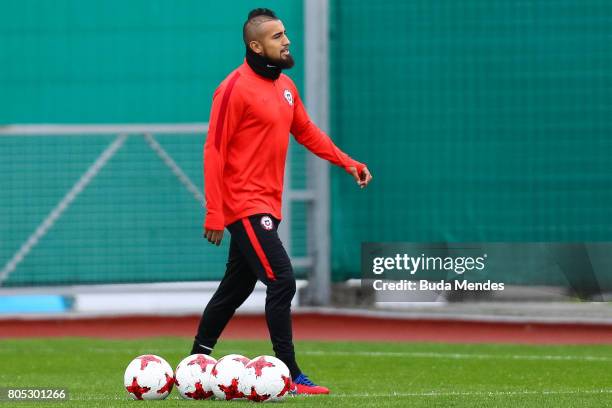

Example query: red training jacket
[203,60,365,230]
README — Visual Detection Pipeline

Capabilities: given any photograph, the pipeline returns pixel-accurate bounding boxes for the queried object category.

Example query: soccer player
[191,8,372,395]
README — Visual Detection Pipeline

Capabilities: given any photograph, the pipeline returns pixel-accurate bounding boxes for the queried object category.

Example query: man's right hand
[204,228,224,246]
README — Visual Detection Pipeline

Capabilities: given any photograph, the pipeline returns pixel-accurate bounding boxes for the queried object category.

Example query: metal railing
[0,123,314,288]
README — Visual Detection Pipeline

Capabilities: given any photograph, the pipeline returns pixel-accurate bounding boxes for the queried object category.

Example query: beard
[265,51,295,69]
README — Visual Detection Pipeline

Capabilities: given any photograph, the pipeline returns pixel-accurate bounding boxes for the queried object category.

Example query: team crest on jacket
[260,216,274,231]
[283,89,293,106]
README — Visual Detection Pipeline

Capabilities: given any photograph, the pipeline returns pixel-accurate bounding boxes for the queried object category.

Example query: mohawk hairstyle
[248,8,277,20]
[243,8,279,47]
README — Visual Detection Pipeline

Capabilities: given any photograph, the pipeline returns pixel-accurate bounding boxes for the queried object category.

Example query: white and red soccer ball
[240,355,293,402]
[209,354,251,400]
[123,354,174,400]
[174,354,217,400]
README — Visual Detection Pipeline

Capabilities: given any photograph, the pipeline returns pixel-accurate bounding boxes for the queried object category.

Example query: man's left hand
[349,166,373,189]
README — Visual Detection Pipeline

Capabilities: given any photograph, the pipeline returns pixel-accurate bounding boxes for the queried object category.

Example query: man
[191,8,372,395]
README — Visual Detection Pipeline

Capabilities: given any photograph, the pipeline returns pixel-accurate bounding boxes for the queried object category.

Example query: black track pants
[191,213,300,378]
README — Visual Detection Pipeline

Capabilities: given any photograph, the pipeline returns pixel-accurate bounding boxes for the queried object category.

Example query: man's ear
[249,40,263,55]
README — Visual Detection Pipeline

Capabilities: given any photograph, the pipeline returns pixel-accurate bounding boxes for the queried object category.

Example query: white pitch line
[5,344,610,364]
[65,389,612,400]
[329,389,612,398]
[0,134,128,285]
[300,350,612,362]
[11,347,609,363]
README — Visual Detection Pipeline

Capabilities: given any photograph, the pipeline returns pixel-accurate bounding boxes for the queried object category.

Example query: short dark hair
[243,8,279,47]
[248,8,277,20]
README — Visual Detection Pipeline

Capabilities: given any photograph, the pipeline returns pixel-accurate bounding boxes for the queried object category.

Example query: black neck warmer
[245,47,281,80]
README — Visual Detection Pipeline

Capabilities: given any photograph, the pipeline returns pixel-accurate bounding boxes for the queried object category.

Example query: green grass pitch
[1,337,611,407]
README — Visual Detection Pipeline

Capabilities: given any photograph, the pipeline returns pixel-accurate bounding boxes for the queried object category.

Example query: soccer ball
[174,354,217,400]
[123,354,174,400]
[240,355,293,402]
[209,354,250,400]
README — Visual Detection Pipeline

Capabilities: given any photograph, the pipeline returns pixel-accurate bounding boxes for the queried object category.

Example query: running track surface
[1,313,612,344]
